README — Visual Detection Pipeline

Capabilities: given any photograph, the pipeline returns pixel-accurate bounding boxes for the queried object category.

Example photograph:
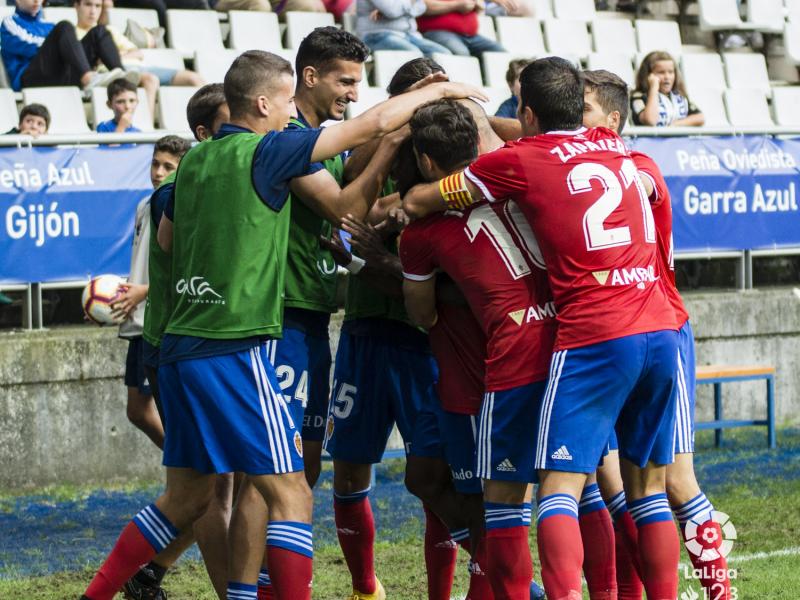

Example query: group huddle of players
[80,25,733,600]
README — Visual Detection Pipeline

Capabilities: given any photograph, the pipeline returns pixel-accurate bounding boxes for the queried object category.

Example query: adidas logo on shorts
[551,445,573,461]
[496,458,517,472]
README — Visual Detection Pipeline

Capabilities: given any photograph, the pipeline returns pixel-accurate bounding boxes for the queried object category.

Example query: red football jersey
[465,127,676,350]
[631,150,689,328]
[428,301,486,414]
[400,200,557,391]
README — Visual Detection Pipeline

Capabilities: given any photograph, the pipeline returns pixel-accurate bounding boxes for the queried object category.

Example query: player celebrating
[400,99,556,600]
[403,57,681,600]
[583,68,732,600]
[80,50,482,600]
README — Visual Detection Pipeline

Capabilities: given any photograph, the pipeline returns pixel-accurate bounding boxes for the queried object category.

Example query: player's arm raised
[310,81,487,164]
[402,170,484,220]
[403,278,438,330]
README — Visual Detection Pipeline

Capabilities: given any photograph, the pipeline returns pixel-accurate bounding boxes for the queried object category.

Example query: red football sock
[579,510,617,599]
[683,520,731,600]
[334,496,376,593]
[637,521,680,600]
[267,546,312,600]
[257,566,275,600]
[467,536,495,600]
[537,514,584,600]
[616,510,643,580]
[614,520,644,600]
[486,526,532,600]
[84,521,159,600]
[424,506,458,600]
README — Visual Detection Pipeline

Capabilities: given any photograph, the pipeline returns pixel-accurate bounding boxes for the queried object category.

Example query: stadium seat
[586,53,635,87]
[431,53,483,87]
[531,0,553,20]
[345,87,388,119]
[0,89,17,133]
[157,86,198,131]
[477,14,498,41]
[479,87,511,116]
[284,11,335,49]
[723,88,774,127]
[138,49,186,72]
[42,7,76,24]
[229,10,282,52]
[22,87,90,134]
[341,11,356,34]
[90,86,153,131]
[723,53,771,94]
[690,88,729,127]
[591,18,636,57]
[481,52,514,89]
[552,0,596,22]
[166,9,224,59]
[681,53,727,94]
[194,48,240,84]
[770,86,800,126]
[747,0,786,33]
[372,50,423,89]
[543,19,592,61]
[785,22,800,65]
[787,0,800,21]
[107,8,160,31]
[0,5,15,19]
[635,19,683,57]
[698,0,752,32]
[0,60,10,89]
[494,17,546,56]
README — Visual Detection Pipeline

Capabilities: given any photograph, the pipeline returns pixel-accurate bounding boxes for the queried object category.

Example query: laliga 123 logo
[684,510,737,562]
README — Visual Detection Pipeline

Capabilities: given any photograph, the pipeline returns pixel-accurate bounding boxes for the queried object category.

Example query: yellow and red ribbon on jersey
[439,171,475,210]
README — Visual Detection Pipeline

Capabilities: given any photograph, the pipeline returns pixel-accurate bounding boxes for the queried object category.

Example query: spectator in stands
[494,57,531,118]
[357,0,451,56]
[1,0,139,92]
[632,50,704,127]
[417,0,506,57]
[4,102,50,137]
[97,77,141,132]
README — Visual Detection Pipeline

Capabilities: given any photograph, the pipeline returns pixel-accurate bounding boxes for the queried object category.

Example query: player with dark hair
[185,82,230,142]
[584,68,732,600]
[80,49,482,600]
[403,56,681,600]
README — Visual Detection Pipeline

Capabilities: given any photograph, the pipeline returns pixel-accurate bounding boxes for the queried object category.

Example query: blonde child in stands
[631,50,704,127]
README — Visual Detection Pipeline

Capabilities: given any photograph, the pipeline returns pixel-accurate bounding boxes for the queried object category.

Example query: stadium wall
[1,288,798,489]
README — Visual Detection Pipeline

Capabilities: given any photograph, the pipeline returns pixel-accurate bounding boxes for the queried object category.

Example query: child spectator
[4,103,50,137]
[0,0,139,92]
[495,57,532,117]
[417,0,505,57]
[97,77,141,133]
[631,50,704,127]
[357,0,451,57]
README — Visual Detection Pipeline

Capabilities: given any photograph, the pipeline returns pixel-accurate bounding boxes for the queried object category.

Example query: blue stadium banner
[629,135,800,252]
[0,144,152,284]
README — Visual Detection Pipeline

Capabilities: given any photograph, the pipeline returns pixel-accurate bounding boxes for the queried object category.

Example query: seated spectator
[417,0,505,57]
[494,57,531,118]
[631,50,704,127]
[357,0,451,57]
[4,103,50,137]
[97,77,141,132]
[1,0,139,92]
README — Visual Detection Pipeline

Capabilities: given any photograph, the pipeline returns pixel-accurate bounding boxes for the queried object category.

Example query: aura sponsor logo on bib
[176,276,225,304]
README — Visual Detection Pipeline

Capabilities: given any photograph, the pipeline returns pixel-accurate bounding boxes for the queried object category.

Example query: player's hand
[383,206,410,233]
[647,73,661,90]
[384,123,411,145]
[319,229,352,266]
[404,71,449,92]
[440,81,488,103]
[341,214,388,263]
[110,283,147,320]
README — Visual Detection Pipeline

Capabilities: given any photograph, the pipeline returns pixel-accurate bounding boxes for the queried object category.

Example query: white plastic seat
[494,17,545,56]
[137,49,186,72]
[635,19,683,57]
[787,0,800,22]
[372,50,423,89]
[544,20,591,61]
[284,11,335,49]
[481,52,515,88]
[194,48,240,84]
[698,0,751,31]
[229,10,282,52]
[0,89,17,133]
[586,53,635,87]
[681,53,727,94]
[747,0,786,33]
[22,87,90,134]
[0,59,10,89]
[723,53,771,94]
[591,18,636,56]
[531,0,553,20]
[0,5,15,19]
[689,88,729,126]
[341,11,356,34]
[723,88,773,127]
[345,87,388,119]
[552,0,596,21]
[480,87,513,116]
[431,53,483,87]
[42,7,76,24]
[771,87,800,125]
[785,21,800,65]
[477,14,498,41]
[157,86,198,131]
[108,8,160,30]
[90,86,153,131]
[166,9,224,59]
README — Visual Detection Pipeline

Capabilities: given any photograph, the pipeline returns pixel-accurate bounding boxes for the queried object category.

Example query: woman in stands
[632,50,704,127]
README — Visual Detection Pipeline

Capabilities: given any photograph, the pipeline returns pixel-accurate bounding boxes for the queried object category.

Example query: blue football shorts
[124,336,152,396]
[675,320,696,454]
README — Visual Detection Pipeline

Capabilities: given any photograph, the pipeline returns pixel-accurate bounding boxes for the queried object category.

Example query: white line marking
[728,545,800,563]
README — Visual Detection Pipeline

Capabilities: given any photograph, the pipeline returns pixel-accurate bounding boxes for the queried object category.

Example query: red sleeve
[399,220,437,281]
[464,144,528,203]
[631,151,669,208]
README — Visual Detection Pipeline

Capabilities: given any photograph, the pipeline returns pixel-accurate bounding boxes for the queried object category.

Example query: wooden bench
[695,365,776,449]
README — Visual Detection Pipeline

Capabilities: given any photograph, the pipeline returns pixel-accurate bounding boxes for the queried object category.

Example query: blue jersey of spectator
[1,7,54,91]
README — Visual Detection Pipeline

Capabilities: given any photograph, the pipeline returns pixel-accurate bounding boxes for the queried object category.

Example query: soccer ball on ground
[82,274,125,325]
